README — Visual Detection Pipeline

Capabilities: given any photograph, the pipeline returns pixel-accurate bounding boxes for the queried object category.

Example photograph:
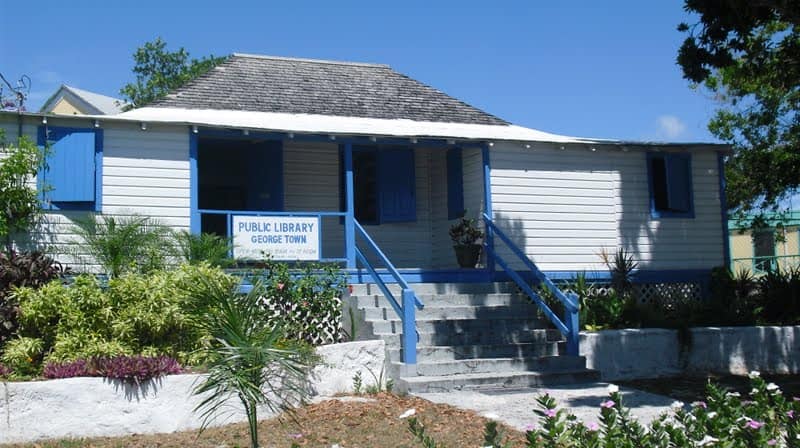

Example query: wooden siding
[1,117,189,270]
[489,142,724,272]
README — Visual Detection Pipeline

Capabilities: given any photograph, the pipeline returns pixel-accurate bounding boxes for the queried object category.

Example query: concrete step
[350,282,520,296]
[351,293,531,308]
[386,341,563,362]
[378,328,562,347]
[392,355,587,377]
[370,316,549,336]
[362,304,538,321]
[398,368,601,394]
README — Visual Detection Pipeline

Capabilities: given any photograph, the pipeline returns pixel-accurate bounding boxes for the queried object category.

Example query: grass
[5,392,526,448]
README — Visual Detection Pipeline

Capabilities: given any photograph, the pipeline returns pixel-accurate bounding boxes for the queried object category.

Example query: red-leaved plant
[43,355,181,382]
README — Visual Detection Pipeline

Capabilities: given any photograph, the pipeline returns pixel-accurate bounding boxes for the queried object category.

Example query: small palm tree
[70,214,172,277]
[174,230,234,268]
[188,275,313,448]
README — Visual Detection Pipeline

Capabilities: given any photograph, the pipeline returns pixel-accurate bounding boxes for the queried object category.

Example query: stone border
[581,326,800,381]
[0,340,385,444]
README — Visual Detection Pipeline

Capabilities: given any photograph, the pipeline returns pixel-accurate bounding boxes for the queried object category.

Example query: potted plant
[449,213,484,268]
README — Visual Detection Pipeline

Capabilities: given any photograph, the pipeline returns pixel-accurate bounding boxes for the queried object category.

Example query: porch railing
[731,254,800,274]
[482,213,580,356]
[354,219,424,364]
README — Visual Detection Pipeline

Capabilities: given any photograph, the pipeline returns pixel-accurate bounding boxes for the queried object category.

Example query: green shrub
[757,266,800,325]
[69,214,173,277]
[410,373,800,447]
[174,230,234,268]
[254,259,347,345]
[1,264,236,374]
[0,251,67,348]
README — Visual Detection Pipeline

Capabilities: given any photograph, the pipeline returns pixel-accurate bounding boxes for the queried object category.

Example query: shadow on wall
[490,212,528,272]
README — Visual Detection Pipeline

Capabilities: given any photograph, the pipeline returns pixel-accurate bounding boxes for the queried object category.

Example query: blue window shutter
[378,148,416,223]
[666,153,691,212]
[40,127,96,204]
[447,148,464,219]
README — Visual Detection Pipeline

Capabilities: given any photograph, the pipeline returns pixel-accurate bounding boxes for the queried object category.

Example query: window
[646,152,693,218]
[447,148,464,219]
[37,126,102,211]
[340,146,416,224]
[753,229,776,272]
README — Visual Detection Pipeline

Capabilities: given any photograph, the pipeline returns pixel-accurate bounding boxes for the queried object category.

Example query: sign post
[232,215,321,260]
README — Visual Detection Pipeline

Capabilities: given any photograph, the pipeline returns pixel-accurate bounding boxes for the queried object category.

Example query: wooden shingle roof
[151,54,509,126]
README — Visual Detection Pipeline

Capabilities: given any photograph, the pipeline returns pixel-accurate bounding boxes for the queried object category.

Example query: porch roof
[108,106,727,150]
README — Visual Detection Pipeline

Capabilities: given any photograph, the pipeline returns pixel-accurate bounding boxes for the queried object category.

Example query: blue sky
[0,0,717,142]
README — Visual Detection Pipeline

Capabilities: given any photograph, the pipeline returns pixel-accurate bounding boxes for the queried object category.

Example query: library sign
[232,215,320,260]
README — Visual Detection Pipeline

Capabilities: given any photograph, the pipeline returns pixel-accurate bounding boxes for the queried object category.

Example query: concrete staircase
[346,282,599,394]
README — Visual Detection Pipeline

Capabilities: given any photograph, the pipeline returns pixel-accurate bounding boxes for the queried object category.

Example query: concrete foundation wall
[581,326,800,381]
[0,340,385,444]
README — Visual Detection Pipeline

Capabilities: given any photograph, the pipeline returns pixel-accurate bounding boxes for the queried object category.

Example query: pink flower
[586,422,600,431]
[600,400,615,409]
[692,401,707,409]
[767,439,777,446]
[288,433,303,439]
[788,410,795,419]
[277,283,285,290]
[745,420,764,430]
[523,423,536,432]
[544,408,557,418]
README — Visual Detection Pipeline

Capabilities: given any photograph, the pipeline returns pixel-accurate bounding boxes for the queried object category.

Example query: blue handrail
[482,213,580,356]
[354,219,423,364]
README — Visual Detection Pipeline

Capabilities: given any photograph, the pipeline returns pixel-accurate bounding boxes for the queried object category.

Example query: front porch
[190,129,491,275]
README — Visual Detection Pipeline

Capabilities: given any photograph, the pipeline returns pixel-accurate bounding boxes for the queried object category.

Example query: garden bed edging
[0,340,385,444]
[581,325,800,381]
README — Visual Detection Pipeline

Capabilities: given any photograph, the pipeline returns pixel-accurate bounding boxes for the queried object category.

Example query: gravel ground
[416,382,676,430]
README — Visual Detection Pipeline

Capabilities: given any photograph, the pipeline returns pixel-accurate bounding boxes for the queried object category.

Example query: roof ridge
[232,53,390,68]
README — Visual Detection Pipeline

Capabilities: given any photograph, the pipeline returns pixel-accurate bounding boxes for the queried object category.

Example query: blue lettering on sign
[239,221,271,232]
[251,234,283,244]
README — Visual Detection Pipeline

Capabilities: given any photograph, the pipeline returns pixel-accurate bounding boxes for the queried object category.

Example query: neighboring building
[0,53,731,380]
[40,85,126,115]
[729,211,800,274]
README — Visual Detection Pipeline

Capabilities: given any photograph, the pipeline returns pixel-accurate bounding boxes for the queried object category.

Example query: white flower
[607,384,619,394]
[671,400,685,410]
[726,392,741,398]
[751,388,759,395]
[766,383,780,392]
[749,370,761,378]
[707,412,718,419]
[398,408,416,419]
[697,435,719,446]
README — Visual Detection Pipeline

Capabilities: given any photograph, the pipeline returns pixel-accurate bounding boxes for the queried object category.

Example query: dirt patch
[620,374,800,403]
[6,393,526,448]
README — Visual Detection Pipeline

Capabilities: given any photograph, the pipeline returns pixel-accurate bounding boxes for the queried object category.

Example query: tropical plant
[0,251,66,347]
[256,259,346,345]
[448,214,484,246]
[43,355,182,382]
[410,373,800,447]
[0,129,46,253]
[174,230,234,268]
[69,214,173,277]
[599,247,638,298]
[188,275,314,448]
[1,264,234,374]
[757,266,800,325]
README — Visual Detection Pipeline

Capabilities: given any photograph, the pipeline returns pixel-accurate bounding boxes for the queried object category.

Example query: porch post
[344,142,356,268]
[189,130,200,234]
[482,143,495,276]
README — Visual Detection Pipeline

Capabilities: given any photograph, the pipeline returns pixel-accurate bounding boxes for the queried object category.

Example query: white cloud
[655,115,687,140]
